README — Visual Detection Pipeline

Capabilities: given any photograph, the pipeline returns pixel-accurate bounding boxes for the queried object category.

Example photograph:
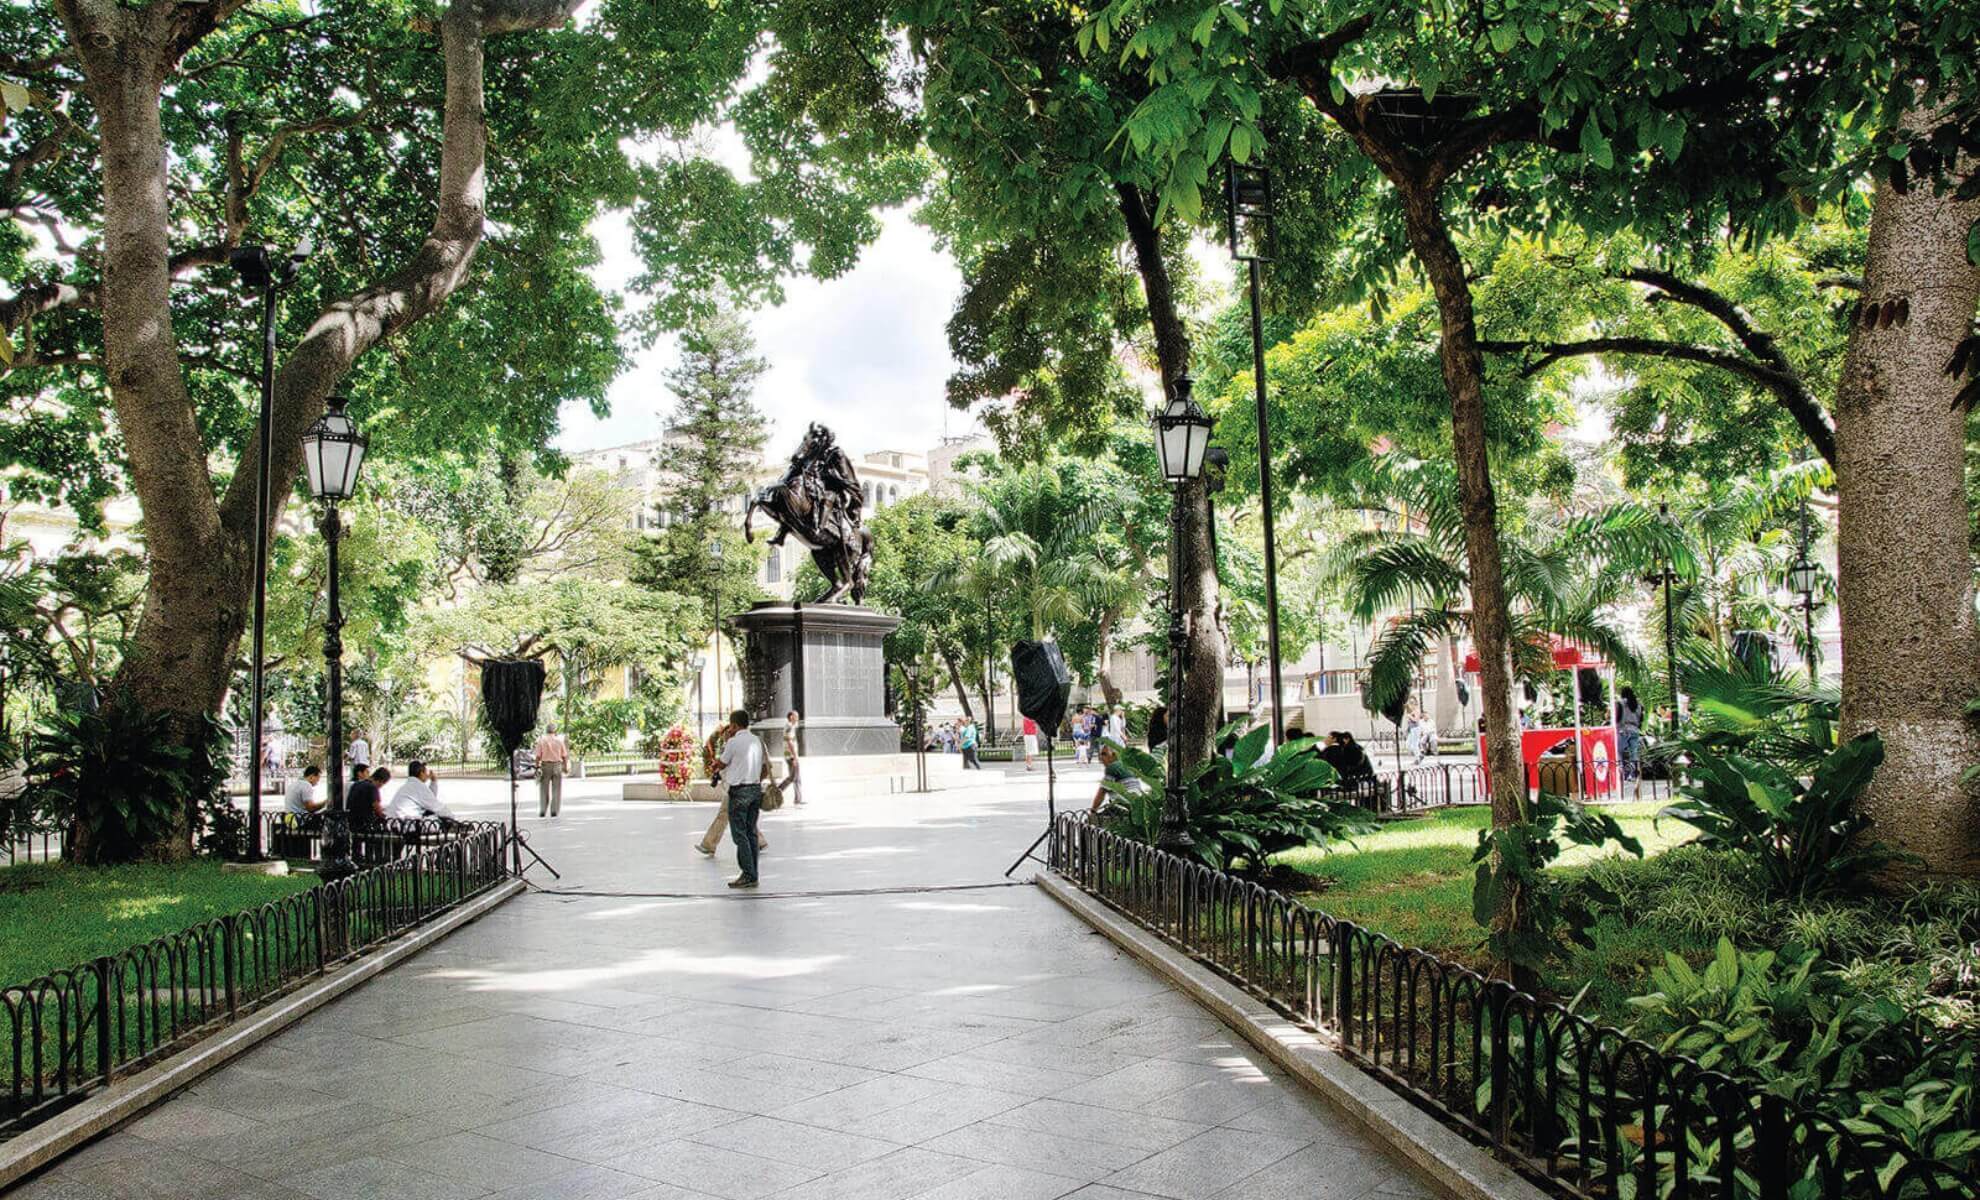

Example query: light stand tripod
[1004,736,1057,877]
[506,752,561,881]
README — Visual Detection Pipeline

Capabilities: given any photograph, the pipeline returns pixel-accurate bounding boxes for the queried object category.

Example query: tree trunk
[1399,193,1525,828]
[1095,607,1124,707]
[1118,183,1222,770]
[58,2,234,859]
[52,0,514,860]
[939,646,975,719]
[1835,127,1980,879]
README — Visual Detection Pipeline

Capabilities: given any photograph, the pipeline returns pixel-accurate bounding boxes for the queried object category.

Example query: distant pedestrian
[1617,687,1645,796]
[533,724,569,817]
[959,719,980,769]
[1105,708,1126,748]
[715,709,769,890]
[284,764,325,815]
[783,710,804,806]
[1072,707,1093,764]
[348,732,371,776]
[1021,716,1038,771]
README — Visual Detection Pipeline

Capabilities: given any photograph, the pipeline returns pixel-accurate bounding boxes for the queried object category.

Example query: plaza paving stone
[4,767,1435,1200]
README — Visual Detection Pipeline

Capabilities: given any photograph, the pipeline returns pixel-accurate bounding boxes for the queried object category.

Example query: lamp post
[1653,502,1680,735]
[1788,501,1821,682]
[1225,162,1285,747]
[229,236,312,860]
[708,536,725,716]
[1153,376,1213,851]
[300,397,368,883]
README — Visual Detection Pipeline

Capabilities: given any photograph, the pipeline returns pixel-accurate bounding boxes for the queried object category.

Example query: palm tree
[1323,457,1691,720]
[964,461,1124,641]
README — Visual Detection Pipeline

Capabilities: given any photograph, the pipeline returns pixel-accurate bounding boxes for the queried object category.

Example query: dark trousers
[728,784,763,881]
[962,747,980,769]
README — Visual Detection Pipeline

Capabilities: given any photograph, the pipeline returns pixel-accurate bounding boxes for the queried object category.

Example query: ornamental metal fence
[0,820,506,1141]
[1047,815,1977,1200]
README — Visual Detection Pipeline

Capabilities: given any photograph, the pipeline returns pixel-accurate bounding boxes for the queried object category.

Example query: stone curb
[0,877,526,1191]
[1037,873,1550,1200]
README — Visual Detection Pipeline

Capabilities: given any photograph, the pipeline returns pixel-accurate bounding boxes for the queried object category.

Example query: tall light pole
[1654,502,1680,734]
[708,536,725,716]
[1225,162,1285,746]
[300,398,368,883]
[1153,377,1213,851]
[1788,499,1821,682]
[229,236,311,860]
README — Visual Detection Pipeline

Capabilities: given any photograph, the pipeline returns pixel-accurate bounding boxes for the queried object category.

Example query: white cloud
[556,206,977,461]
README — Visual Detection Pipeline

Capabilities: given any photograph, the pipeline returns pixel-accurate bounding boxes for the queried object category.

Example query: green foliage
[24,696,228,865]
[1324,455,1680,718]
[1471,791,1642,971]
[1624,938,1980,1195]
[1100,722,1374,874]
[1661,732,1896,900]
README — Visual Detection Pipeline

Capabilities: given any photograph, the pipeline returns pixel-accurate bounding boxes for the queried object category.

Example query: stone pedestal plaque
[731,602,902,757]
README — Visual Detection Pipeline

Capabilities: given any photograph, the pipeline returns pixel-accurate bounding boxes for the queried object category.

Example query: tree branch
[1479,333,1837,464]
[1621,268,1836,464]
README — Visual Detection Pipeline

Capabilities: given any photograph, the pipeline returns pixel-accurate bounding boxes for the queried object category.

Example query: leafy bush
[1471,790,1642,970]
[1624,938,1980,1194]
[25,695,228,864]
[1661,731,1896,899]
[1099,723,1375,874]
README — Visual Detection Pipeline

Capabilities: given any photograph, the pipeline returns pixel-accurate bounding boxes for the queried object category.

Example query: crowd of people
[926,703,1138,770]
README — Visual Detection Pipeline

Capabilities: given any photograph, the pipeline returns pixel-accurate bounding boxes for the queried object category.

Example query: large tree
[0,0,902,856]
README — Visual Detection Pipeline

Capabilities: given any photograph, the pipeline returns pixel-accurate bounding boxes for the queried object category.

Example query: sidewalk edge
[0,878,525,1191]
[1037,872,1550,1200]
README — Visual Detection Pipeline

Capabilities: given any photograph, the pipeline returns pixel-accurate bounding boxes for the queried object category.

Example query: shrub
[1471,790,1642,971]
[25,695,228,864]
[1660,731,1896,900]
[1099,723,1375,875]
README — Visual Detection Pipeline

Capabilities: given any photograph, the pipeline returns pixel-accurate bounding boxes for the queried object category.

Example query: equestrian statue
[744,422,875,605]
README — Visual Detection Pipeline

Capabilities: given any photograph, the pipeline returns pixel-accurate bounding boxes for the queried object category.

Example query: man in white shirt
[348,733,370,775]
[715,710,769,889]
[1106,709,1127,748]
[283,765,325,815]
[386,760,457,822]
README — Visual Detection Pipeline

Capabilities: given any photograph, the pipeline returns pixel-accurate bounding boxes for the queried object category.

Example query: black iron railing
[1048,816,1975,1200]
[0,820,506,1140]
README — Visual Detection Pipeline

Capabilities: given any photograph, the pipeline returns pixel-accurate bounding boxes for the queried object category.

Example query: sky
[554,205,982,465]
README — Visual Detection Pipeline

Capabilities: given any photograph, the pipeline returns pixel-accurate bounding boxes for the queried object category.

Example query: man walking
[783,710,804,806]
[533,724,569,817]
[959,718,980,769]
[347,731,370,777]
[716,709,769,890]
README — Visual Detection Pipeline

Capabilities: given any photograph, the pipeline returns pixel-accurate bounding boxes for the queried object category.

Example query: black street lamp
[1650,502,1681,735]
[229,236,311,860]
[300,397,368,883]
[708,536,725,716]
[1789,500,1821,681]
[1153,376,1213,851]
[1225,162,1286,747]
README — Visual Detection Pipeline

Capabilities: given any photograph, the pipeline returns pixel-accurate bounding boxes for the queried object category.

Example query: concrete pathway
[7,769,1432,1200]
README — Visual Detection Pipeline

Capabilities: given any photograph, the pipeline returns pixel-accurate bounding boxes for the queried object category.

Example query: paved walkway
[8,769,1432,1200]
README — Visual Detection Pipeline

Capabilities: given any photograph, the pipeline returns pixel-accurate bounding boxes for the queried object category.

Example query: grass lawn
[0,859,316,986]
[1274,801,1698,1014]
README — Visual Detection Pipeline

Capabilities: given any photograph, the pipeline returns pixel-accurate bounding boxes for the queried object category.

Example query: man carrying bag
[716,710,771,890]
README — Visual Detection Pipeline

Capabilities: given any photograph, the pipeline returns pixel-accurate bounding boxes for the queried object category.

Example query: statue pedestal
[733,602,902,756]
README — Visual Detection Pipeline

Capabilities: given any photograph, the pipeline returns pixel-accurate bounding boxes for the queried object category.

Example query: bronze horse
[744,426,874,605]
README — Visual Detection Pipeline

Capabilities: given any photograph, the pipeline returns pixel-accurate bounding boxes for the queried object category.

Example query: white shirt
[1107,714,1126,745]
[387,776,454,821]
[719,728,767,788]
[348,738,370,765]
[283,777,320,815]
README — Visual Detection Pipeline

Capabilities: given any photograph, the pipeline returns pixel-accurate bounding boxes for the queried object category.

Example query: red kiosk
[1466,638,1620,799]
